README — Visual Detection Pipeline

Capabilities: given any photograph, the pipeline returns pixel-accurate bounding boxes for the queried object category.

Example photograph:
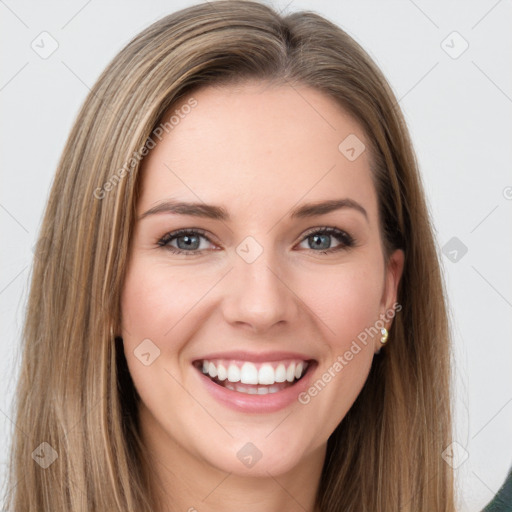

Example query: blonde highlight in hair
[6,1,455,510]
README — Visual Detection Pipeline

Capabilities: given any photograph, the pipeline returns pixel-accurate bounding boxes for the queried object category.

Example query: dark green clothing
[484,467,512,511]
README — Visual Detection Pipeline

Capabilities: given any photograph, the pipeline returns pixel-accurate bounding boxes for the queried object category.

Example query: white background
[1,1,511,510]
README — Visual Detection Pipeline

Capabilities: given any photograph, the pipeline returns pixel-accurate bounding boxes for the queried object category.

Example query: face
[121,82,404,479]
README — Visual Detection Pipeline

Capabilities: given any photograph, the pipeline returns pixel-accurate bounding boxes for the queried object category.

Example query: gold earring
[380,327,389,345]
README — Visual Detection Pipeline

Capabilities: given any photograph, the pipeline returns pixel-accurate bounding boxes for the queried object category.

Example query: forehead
[138,82,377,221]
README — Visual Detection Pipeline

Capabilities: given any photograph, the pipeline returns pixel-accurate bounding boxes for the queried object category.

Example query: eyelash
[156,227,356,256]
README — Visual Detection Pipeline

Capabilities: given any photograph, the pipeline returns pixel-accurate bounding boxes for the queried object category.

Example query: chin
[196,430,315,478]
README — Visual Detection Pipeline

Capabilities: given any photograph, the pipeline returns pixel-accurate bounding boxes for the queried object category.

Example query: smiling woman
[6,1,456,511]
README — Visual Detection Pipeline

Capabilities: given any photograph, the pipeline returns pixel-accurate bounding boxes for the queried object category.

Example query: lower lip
[195,362,316,413]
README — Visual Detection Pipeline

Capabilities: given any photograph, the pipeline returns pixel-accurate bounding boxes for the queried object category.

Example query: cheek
[121,259,208,338]
[300,260,384,350]
[120,258,224,402]
[120,260,201,418]
[294,263,383,438]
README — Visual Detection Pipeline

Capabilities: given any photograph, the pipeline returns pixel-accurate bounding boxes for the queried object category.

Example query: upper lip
[193,350,315,363]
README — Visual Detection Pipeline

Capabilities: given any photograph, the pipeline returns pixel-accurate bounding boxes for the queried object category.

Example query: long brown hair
[5,1,455,510]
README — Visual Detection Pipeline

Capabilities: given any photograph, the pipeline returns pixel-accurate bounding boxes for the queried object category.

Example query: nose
[221,245,299,333]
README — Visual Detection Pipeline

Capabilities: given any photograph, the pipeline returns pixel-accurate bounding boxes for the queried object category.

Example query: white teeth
[258,364,275,385]
[217,363,227,381]
[286,362,296,382]
[275,364,286,382]
[240,362,258,385]
[208,362,217,378]
[199,359,309,387]
[295,362,303,380]
[222,382,287,394]
[227,364,241,383]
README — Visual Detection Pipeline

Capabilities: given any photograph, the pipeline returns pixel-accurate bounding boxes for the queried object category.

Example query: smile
[194,358,310,395]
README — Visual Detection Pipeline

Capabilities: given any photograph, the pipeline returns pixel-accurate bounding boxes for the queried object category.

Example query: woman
[5,1,456,510]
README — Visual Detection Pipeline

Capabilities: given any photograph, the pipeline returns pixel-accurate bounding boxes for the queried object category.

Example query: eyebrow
[139,198,368,222]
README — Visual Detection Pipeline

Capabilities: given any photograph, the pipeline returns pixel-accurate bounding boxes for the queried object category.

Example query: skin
[121,81,404,512]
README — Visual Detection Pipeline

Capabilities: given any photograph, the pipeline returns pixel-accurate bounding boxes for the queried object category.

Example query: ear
[375,248,405,353]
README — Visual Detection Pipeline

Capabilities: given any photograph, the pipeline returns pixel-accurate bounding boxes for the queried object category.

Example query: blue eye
[157,229,214,255]
[298,227,355,253]
[157,227,355,255]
